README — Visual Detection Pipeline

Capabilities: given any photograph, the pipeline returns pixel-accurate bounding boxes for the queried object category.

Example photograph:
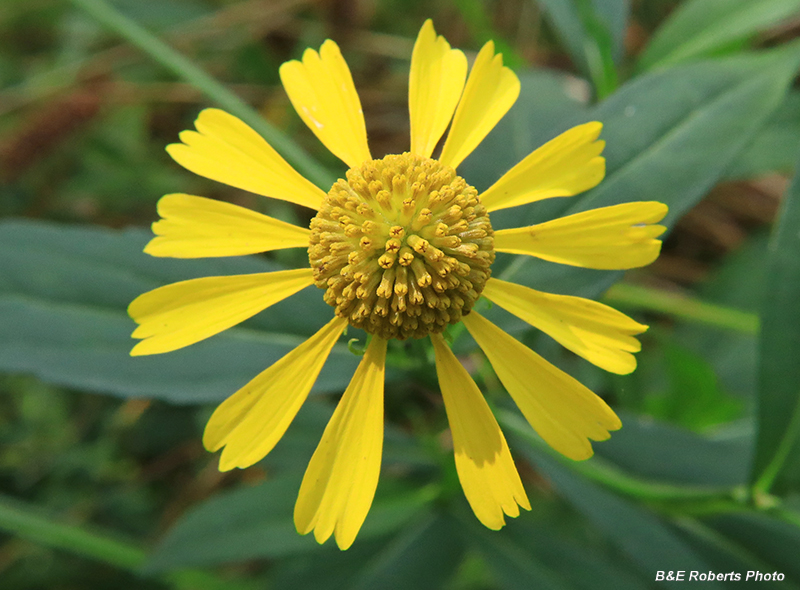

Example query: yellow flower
[128,20,667,550]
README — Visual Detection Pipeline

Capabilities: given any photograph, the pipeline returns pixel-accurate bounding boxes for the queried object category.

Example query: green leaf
[466,523,571,590]
[705,512,800,583]
[349,514,465,590]
[460,68,590,206]
[595,412,752,487]
[637,0,800,71]
[267,537,389,590]
[267,513,462,590]
[671,517,800,588]
[144,474,309,572]
[144,472,435,572]
[533,0,628,95]
[726,91,800,179]
[673,233,769,399]
[752,154,800,493]
[0,219,359,403]
[466,516,653,590]
[501,47,800,296]
[578,49,800,223]
[515,449,724,585]
[643,341,743,431]
[256,401,434,474]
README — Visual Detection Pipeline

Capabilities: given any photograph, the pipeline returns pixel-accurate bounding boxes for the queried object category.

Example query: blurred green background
[2,0,800,588]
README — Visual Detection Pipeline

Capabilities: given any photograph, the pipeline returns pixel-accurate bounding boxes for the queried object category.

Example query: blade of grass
[68,0,335,190]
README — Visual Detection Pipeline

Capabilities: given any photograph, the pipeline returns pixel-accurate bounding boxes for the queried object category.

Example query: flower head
[129,20,667,550]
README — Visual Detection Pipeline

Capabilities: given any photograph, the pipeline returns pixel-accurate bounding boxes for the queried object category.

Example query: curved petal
[483,278,647,374]
[280,40,371,169]
[409,20,468,158]
[145,194,310,258]
[480,122,606,213]
[129,268,313,355]
[494,201,668,270]
[462,312,621,461]
[204,316,348,470]
[430,333,530,530]
[438,41,520,170]
[294,336,386,550]
[166,109,325,210]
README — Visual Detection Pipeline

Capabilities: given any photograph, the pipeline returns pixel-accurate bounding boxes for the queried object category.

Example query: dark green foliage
[2,0,800,588]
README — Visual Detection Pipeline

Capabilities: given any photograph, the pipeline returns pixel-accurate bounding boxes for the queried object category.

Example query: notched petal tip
[480,122,608,212]
[279,38,371,169]
[430,334,530,530]
[438,39,520,170]
[164,109,324,209]
[482,278,648,374]
[462,312,622,462]
[293,337,387,550]
[127,269,314,355]
[409,19,468,158]
[203,316,347,470]
[142,193,309,259]
[494,201,670,270]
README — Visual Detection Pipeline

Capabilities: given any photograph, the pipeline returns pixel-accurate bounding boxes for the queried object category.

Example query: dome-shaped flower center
[309,153,494,340]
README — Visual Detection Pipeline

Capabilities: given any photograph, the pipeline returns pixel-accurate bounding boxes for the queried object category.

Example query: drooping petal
[430,333,530,530]
[438,41,520,170]
[480,122,606,213]
[494,201,668,270]
[294,336,387,550]
[280,41,371,169]
[129,268,313,355]
[462,312,621,461]
[409,20,468,158]
[483,278,647,374]
[166,109,325,210]
[204,316,348,470]
[145,194,310,258]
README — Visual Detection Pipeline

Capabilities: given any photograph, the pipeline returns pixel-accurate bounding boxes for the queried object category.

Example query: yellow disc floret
[309,153,495,340]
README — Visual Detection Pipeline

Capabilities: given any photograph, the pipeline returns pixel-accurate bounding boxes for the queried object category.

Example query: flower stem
[0,494,257,590]
[498,410,741,505]
[603,283,759,334]
[68,0,336,190]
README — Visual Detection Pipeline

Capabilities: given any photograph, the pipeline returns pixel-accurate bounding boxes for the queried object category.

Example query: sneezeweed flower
[129,20,667,549]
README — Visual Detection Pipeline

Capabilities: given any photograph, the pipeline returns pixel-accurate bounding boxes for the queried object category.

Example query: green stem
[68,0,335,190]
[603,283,759,334]
[498,410,741,504]
[0,495,143,569]
[752,388,800,495]
[0,495,257,590]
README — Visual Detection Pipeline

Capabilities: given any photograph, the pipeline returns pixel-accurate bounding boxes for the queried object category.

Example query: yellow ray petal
[204,316,347,470]
[409,20,468,158]
[145,194,310,258]
[480,122,606,213]
[279,41,371,169]
[483,278,647,375]
[462,312,621,461]
[129,268,313,356]
[430,333,530,530]
[494,201,668,270]
[438,41,520,170]
[165,109,325,210]
[294,337,387,550]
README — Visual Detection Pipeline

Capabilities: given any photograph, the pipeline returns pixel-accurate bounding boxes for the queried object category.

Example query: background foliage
[2,0,800,588]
